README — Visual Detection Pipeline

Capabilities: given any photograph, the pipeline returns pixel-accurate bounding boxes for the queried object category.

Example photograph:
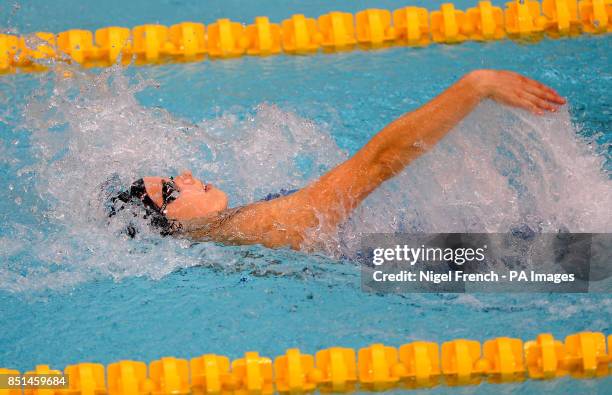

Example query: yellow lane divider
[0,0,610,74]
[0,331,610,394]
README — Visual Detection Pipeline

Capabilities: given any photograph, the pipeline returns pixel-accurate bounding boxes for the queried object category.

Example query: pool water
[1,0,611,394]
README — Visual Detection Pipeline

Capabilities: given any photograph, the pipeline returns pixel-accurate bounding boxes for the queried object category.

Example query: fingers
[523,78,566,105]
[513,94,544,115]
[485,70,567,116]
[504,70,567,106]
[525,91,558,113]
[526,85,566,106]
[513,74,566,115]
[518,91,558,115]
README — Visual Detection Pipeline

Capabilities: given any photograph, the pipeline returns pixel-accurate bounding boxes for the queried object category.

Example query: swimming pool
[1,0,611,393]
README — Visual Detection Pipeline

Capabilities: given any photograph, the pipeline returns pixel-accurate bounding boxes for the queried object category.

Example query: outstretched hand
[468,70,566,115]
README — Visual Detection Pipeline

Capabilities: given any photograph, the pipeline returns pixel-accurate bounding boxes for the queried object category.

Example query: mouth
[204,183,212,192]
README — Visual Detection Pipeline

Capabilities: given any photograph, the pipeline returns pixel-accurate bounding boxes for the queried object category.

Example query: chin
[207,189,229,212]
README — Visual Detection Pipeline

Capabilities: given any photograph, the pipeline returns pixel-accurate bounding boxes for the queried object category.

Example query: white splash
[1,66,346,292]
[1,65,610,293]
[339,101,611,255]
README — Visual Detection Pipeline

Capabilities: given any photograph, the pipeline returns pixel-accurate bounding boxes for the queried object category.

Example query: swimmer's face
[143,170,228,220]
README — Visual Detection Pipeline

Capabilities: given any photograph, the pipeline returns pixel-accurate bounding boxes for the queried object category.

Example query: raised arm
[180,70,565,250]
[296,70,566,226]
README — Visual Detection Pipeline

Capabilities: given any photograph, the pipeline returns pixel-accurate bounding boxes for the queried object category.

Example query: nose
[180,170,193,182]
[179,171,194,185]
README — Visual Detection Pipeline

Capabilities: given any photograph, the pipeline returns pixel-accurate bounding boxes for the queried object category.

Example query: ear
[143,177,165,208]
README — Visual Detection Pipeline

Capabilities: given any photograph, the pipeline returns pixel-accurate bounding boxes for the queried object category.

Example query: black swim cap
[106,178,180,238]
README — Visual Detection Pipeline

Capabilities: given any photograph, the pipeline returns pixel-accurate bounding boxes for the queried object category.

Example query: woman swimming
[110,70,566,250]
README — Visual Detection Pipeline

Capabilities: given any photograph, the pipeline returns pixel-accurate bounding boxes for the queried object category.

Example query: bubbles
[1,63,610,293]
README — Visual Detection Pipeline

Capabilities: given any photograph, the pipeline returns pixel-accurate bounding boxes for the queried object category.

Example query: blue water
[1,1,611,394]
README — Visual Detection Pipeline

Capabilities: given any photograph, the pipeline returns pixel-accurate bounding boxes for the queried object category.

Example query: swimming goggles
[118,177,180,215]
[159,178,180,212]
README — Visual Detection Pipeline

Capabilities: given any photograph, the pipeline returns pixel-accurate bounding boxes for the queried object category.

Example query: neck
[173,206,245,239]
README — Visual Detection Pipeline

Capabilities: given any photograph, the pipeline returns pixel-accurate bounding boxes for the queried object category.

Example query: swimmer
[109,70,565,250]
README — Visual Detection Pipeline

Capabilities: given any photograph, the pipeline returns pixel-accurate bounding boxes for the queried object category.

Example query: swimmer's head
[142,170,229,220]
[106,170,228,237]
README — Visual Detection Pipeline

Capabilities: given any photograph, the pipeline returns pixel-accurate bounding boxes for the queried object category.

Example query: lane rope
[0,0,610,74]
[1,331,610,394]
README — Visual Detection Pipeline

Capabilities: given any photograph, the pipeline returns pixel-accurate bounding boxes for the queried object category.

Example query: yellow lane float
[149,357,190,395]
[564,331,609,378]
[131,24,170,63]
[95,27,131,65]
[280,14,321,54]
[440,339,487,386]
[189,354,230,393]
[273,348,318,392]
[393,6,431,46]
[2,331,611,394]
[0,0,610,74]
[57,29,95,64]
[245,17,282,56]
[63,363,107,395]
[357,344,400,390]
[168,22,207,60]
[431,3,469,43]
[505,0,547,37]
[524,333,568,379]
[542,0,581,35]
[0,368,21,395]
[398,341,440,387]
[107,360,149,395]
[318,11,356,50]
[315,347,357,392]
[355,9,395,47]
[579,0,612,33]
[466,1,506,40]
[482,337,526,383]
[206,19,246,58]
